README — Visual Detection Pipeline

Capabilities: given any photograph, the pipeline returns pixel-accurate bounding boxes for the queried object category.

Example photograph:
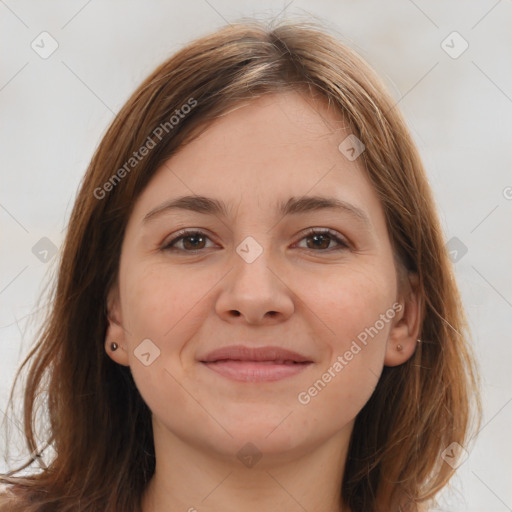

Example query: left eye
[295,228,349,251]
[161,228,349,253]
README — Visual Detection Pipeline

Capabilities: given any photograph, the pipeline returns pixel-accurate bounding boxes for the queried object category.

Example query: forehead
[194,90,348,160]
[128,90,384,231]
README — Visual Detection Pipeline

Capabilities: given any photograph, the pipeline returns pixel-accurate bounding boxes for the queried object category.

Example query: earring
[417,338,422,343]
[110,342,119,351]
[396,344,403,352]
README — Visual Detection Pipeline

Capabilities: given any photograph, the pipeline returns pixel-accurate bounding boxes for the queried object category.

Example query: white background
[1,1,511,510]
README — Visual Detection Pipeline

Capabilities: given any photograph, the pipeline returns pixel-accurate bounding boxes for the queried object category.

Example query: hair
[0,18,481,512]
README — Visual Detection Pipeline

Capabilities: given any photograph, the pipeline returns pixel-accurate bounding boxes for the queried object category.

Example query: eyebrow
[142,194,372,229]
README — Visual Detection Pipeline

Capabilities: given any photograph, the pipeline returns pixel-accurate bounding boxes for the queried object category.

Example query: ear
[105,282,130,366]
[384,272,423,367]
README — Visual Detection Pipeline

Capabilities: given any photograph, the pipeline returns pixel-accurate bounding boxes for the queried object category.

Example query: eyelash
[160,228,350,253]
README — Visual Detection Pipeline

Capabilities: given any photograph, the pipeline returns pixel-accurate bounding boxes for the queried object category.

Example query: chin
[222,416,309,454]
[206,428,308,468]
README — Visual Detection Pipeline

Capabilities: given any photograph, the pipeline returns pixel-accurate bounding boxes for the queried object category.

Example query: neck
[141,418,352,512]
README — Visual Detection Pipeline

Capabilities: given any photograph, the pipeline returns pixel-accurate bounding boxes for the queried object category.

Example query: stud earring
[417,338,422,343]
[110,342,119,351]
[396,344,403,352]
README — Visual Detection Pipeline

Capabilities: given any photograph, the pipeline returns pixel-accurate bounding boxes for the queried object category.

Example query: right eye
[161,230,216,253]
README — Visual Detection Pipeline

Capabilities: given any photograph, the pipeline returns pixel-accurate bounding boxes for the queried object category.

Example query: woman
[0,19,481,512]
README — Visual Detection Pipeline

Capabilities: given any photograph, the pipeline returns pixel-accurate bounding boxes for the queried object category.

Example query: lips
[200,345,312,364]
[199,345,313,382]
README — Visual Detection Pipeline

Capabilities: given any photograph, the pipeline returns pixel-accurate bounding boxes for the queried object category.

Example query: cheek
[293,265,395,418]
[121,261,217,341]
[120,262,216,421]
[119,261,224,404]
[304,263,396,354]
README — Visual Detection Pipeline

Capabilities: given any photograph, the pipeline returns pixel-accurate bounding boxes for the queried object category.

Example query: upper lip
[200,345,313,363]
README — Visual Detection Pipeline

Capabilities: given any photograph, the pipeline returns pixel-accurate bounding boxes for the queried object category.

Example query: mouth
[199,345,314,382]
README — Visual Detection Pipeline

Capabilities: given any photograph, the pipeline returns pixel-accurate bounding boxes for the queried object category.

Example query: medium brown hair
[0,18,481,512]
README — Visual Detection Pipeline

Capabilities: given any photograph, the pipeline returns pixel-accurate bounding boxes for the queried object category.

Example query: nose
[215,240,295,325]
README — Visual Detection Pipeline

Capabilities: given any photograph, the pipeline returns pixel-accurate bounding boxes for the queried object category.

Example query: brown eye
[161,228,349,254]
[297,229,349,251]
[181,233,207,250]
[162,231,214,252]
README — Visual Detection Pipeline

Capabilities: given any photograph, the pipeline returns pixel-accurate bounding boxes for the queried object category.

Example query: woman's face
[107,91,417,464]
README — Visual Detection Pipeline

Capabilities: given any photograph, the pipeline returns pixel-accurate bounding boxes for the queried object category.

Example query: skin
[105,90,421,512]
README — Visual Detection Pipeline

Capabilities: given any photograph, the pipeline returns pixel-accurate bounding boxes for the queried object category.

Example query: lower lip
[201,360,312,382]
